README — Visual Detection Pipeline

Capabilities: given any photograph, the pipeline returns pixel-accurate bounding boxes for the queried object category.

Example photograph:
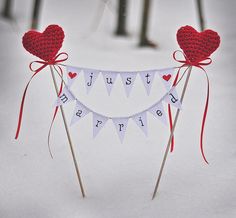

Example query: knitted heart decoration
[22,25,64,61]
[177,25,220,63]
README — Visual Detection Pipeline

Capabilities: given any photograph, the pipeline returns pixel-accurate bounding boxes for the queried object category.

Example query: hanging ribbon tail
[15,69,44,139]
[15,51,68,140]
[47,65,64,158]
[168,69,180,152]
[168,104,174,152]
[200,71,210,164]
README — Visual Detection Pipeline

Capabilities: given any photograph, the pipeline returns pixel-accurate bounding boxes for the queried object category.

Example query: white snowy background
[0,0,235,217]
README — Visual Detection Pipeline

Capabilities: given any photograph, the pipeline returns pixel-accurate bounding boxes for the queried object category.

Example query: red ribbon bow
[15,52,68,142]
[169,50,211,164]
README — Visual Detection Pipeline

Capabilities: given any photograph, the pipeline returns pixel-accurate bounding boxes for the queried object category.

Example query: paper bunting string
[65,66,176,97]
[53,81,179,141]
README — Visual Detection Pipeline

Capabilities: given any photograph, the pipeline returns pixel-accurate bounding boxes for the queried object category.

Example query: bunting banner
[15,24,221,200]
[66,65,175,97]
[54,77,181,142]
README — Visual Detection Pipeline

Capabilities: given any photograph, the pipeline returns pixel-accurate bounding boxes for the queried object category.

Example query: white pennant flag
[139,70,156,95]
[164,88,182,109]
[92,113,108,138]
[157,68,175,90]
[149,101,167,125]
[55,87,75,106]
[102,71,118,95]
[71,101,90,126]
[132,112,148,136]
[120,72,137,97]
[66,66,81,87]
[112,118,129,143]
[83,68,100,94]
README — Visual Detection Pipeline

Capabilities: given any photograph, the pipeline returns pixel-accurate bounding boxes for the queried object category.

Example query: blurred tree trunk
[2,0,13,19]
[31,0,42,29]
[115,0,128,36]
[196,0,205,31]
[139,0,156,47]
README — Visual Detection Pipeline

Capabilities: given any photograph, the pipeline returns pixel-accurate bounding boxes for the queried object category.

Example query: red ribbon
[170,50,211,164]
[15,52,68,141]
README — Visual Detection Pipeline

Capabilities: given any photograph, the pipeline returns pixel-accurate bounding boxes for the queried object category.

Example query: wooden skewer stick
[152,66,192,200]
[49,65,86,198]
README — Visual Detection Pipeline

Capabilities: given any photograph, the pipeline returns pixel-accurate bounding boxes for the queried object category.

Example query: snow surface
[0,0,236,217]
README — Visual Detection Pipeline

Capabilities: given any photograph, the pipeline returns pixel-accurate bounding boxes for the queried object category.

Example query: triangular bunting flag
[55,87,75,106]
[92,113,108,138]
[102,71,118,95]
[139,70,156,95]
[120,72,137,97]
[71,101,90,126]
[83,68,100,94]
[66,66,81,87]
[164,88,182,109]
[112,118,129,143]
[132,112,148,136]
[149,101,167,125]
[157,68,175,90]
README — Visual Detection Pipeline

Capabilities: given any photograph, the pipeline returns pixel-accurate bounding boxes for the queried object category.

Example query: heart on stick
[22,25,64,61]
[177,25,220,63]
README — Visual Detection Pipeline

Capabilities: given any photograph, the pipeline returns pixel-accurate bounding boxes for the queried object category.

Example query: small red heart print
[162,74,171,81]
[68,72,77,79]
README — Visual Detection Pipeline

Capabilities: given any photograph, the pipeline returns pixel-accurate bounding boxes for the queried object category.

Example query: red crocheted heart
[22,25,64,61]
[177,25,220,63]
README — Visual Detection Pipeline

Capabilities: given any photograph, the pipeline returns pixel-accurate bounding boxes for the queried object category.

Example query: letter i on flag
[132,112,148,136]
